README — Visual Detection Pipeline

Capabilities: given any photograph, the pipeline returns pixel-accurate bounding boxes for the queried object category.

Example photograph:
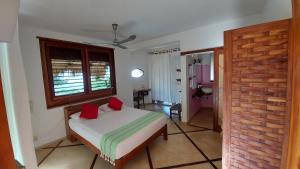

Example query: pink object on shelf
[202,65,210,83]
[195,64,211,83]
[196,65,202,83]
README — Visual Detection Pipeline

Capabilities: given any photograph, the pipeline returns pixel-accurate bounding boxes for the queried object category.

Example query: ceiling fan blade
[82,29,126,39]
[115,35,136,44]
[82,29,110,33]
[113,44,128,49]
[85,42,127,49]
[83,41,112,45]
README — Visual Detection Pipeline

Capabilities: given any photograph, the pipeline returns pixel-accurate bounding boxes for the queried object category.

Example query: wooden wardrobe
[223,20,291,169]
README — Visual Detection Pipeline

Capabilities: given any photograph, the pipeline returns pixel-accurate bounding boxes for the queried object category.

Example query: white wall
[180,56,189,122]
[131,50,149,90]
[19,25,133,147]
[0,0,19,42]
[128,4,293,122]
[0,24,38,169]
[261,0,292,22]
[129,14,263,52]
[114,49,134,106]
[129,14,263,122]
[130,50,152,104]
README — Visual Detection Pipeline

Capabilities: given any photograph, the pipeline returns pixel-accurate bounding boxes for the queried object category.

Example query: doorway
[182,47,223,132]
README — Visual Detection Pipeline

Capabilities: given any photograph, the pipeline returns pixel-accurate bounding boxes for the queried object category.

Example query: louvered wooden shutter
[88,51,112,91]
[49,46,84,96]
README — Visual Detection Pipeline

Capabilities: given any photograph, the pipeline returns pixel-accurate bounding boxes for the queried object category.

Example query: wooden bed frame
[64,97,168,169]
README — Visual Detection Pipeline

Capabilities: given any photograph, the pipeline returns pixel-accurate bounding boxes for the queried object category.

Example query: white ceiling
[19,0,267,43]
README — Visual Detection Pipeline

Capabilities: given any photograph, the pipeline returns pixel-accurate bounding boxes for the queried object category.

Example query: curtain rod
[148,48,180,55]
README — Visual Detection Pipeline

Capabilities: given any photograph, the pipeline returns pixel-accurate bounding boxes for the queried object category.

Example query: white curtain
[149,50,181,104]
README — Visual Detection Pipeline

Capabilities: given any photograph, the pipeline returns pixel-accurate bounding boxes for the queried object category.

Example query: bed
[64,98,168,169]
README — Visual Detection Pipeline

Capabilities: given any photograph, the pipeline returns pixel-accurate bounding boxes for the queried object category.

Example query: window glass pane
[50,47,84,96]
[89,52,111,91]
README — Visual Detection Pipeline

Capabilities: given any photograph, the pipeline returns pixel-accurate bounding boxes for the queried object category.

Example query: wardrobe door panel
[223,20,291,169]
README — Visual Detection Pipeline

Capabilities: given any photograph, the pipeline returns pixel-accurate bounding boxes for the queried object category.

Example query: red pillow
[80,104,98,119]
[108,97,123,110]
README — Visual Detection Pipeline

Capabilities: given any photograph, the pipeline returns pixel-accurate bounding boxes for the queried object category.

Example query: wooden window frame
[38,37,117,108]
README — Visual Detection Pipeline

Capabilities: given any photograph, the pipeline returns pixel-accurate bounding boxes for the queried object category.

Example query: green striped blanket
[100,112,164,163]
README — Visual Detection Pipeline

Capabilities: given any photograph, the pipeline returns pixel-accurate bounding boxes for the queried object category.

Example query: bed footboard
[115,124,168,169]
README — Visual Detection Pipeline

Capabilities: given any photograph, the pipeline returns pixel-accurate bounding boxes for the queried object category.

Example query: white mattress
[69,106,167,159]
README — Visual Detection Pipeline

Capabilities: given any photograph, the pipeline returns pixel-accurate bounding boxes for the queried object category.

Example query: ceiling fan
[84,24,136,49]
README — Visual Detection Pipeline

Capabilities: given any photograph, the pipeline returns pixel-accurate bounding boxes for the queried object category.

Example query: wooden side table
[133,89,151,108]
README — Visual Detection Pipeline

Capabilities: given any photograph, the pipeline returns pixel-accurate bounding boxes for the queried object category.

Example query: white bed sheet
[69,106,167,159]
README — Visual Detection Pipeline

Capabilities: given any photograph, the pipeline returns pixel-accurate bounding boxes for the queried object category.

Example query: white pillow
[70,112,81,120]
[99,103,114,113]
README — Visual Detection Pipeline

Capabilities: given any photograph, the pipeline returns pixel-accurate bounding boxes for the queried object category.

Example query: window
[88,51,112,91]
[50,47,84,96]
[131,69,144,78]
[39,37,116,108]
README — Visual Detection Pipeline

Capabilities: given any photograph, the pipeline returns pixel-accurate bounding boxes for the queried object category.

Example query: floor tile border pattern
[146,147,154,169]
[42,143,84,149]
[90,154,98,169]
[38,140,64,166]
[167,129,211,136]
[37,119,222,169]
[187,124,212,130]
[171,121,219,169]
[156,158,222,169]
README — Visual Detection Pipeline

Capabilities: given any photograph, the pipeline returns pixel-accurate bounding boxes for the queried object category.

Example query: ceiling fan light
[129,35,136,40]
[112,24,118,31]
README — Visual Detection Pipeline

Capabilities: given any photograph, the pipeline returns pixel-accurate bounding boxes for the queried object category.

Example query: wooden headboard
[64,97,111,139]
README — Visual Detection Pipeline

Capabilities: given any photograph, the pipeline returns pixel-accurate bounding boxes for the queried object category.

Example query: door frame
[181,47,223,132]
[286,0,300,168]
[0,73,17,169]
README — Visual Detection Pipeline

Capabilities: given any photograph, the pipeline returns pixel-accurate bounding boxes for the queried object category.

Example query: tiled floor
[36,104,222,169]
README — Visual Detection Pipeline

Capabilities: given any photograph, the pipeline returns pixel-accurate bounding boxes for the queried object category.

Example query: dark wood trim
[222,30,233,169]
[0,74,17,169]
[39,37,116,108]
[180,47,222,56]
[37,37,115,51]
[64,98,168,169]
[286,0,300,168]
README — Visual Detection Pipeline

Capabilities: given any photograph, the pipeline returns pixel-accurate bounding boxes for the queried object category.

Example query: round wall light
[131,68,144,78]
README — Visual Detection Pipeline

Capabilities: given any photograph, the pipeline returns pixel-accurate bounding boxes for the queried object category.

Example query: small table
[133,89,151,108]
[170,104,182,121]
